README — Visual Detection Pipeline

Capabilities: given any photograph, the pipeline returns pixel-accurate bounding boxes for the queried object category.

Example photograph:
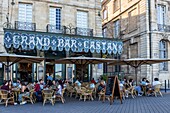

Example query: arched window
[159,40,168,71]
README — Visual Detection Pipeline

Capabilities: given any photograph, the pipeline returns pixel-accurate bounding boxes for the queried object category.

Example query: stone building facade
[102,0,170,84]
[0,0,104,83]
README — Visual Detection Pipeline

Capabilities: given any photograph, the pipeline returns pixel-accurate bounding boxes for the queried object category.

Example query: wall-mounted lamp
[98,11,101,17]
[11,0,15,5]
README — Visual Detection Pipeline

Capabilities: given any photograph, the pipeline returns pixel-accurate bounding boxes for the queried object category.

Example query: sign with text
[4,29,123,55]
[103,76,122,105]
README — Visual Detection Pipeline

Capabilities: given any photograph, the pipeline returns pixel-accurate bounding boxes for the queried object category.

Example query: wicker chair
[119,85,125,100]
[22,89,35,104]
[66,86,76,97]
[98,89,105,101]
[79,88,94,102]
[75,86,82,99]
[42,90,54,106]
[54,88,66,104]
[0,90,14,107]
[153,84,163,97]
[125,86,136,98]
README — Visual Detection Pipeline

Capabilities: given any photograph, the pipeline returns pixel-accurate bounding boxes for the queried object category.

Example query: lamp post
[3,0,15,29]
[4,0,15,80]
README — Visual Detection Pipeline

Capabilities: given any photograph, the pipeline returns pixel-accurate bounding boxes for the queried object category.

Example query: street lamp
[3,0,15,29]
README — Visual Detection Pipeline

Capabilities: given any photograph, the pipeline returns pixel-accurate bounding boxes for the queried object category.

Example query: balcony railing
[158,24,170,32]
[15,21,36,31]
[75,27,93,37]
[46,24,93,36]
[46,24,63,33]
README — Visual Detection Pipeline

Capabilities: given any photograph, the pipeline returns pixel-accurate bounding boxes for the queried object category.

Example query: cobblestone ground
[1,94,170,113]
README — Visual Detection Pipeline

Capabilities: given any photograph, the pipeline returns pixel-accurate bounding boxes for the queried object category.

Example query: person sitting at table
[51,80,57,90]
[75,78,81,87]
[153,78,161,86]
[34,80,42,102]
[90,81,95,89]
[1,81,10,91]
[56,80,64,95]
[141,78,148,86]
[18,82,29,105]
[39,79,45,90]
[14,78,21,89]
[147,78,161,96]
[121,77,128,85]
[129,79,143,96]
[97,80,105,93]
[46,80,53,88]
[140,78,149,95]
[91,78,96,84]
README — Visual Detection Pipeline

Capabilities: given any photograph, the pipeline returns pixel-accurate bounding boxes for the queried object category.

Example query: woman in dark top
[1,81,9,91]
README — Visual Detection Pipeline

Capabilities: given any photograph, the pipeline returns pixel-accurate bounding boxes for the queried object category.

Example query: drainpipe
[148,0,153,83]
[148,0,152,58]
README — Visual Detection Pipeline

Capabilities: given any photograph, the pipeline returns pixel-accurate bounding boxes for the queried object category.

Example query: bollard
[168,79,170,88]
[165,80,167,93]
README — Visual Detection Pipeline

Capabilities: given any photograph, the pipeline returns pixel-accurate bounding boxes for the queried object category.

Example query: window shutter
[18,4,32,22]
[77,11,88,28]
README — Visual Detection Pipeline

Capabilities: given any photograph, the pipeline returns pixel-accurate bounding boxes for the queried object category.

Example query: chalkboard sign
[105,77,114,96]
[103,76,122,105]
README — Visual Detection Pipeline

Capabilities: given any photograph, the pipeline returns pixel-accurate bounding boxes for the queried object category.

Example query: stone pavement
[1,94,170,113]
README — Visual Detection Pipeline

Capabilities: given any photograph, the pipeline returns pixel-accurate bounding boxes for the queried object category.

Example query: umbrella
[54,56,116,64]
[0,53,44,80]
[108,58,170,84]
[53,56,117,81]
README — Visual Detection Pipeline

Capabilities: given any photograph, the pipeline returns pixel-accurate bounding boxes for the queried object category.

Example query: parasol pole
[7,57,9,80]
[81,65,83,81]
[135,67,137,85]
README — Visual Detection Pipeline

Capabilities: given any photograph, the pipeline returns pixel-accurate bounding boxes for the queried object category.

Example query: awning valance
[4,29,123,55]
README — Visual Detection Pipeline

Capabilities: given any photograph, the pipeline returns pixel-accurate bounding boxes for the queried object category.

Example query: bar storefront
[2,28,123,83]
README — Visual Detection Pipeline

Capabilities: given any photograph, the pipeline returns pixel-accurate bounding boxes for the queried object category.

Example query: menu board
[105,77,114,96]
[103,76,122,105]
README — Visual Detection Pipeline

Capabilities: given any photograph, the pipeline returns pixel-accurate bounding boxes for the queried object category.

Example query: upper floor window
[18,3,32,22]
[49,7,61,30]
[113,0,119,12]
[102,27,107,38]
[77,11,88,28]
[128,8,137,32]
[159,40,168,71]
[103,9,107,20]
[157,5,166,25]
[113,20,120,38]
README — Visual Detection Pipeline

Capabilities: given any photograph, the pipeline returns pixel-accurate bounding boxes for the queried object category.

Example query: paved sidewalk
[1,94,170,113]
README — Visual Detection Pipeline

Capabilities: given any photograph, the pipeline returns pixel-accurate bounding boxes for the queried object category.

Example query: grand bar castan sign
[4,29,123,55]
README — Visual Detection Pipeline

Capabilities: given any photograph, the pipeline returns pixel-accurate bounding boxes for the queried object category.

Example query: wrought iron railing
[46,24,63,33]
[46,24,93,36]
[75,27,93,36]
[158,24,170,32]
[15,21,36,31]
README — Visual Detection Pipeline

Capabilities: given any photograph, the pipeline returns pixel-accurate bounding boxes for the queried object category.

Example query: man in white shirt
[152,78,161,86]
